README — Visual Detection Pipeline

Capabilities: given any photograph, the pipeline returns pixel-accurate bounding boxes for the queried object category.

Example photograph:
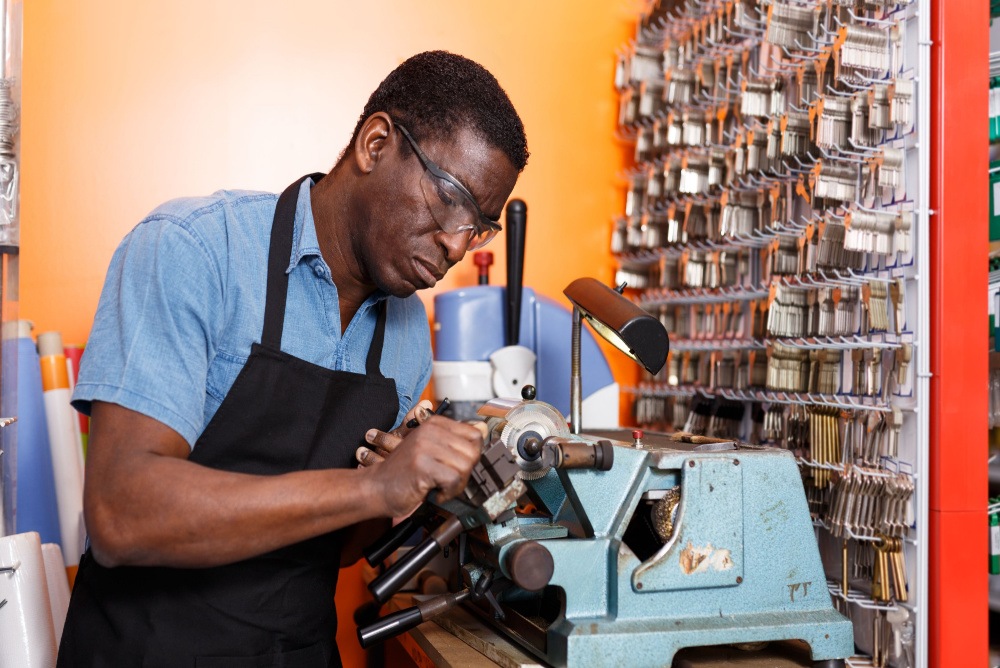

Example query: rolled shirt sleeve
[72,214,224,447]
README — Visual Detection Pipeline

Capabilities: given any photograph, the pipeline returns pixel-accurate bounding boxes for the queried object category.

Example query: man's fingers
[356,446,385,467]
[393,400,434,437]
[468,420,489,440]
[365,428,403,454]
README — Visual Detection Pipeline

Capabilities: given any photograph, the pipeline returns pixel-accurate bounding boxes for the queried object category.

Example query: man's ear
[354,113,393,174]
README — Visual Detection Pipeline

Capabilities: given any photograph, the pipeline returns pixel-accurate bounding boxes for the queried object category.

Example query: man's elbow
[84,503,137,568]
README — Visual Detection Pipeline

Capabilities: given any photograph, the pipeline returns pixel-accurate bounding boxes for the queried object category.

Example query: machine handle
[367,515,464,604]
[356,606,423,648]
[357,589,471,648]
[504,199,527,346]
[363,504,431,567]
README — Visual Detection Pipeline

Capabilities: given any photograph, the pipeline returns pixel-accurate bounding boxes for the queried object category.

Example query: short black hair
[344,51,528,171]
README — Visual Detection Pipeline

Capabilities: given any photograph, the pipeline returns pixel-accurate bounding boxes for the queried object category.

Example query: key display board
[613,1,925,666]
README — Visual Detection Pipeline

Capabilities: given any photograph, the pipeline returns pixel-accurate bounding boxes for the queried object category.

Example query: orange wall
[21,0,640,388]
[22,2,638,665]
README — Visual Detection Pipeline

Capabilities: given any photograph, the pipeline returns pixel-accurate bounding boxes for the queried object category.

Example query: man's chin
[375,276,419,299]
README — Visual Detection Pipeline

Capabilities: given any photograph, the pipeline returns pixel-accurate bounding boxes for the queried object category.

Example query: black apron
[57,174,401,667]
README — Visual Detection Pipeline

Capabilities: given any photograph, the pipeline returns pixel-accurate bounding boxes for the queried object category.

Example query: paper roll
[62,345,88,455]
[40,544,68,647]
[0,532,57,668]
[11,332,61,547]
[38,332,84,571]
[0,322,18,538]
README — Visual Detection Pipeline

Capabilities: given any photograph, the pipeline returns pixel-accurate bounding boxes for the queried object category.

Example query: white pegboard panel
[616,1,929,664]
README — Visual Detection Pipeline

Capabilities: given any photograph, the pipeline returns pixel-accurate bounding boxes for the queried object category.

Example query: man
[57,50,528,667]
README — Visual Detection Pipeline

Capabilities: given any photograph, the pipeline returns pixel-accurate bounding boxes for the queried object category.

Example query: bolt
[736,576,743,584]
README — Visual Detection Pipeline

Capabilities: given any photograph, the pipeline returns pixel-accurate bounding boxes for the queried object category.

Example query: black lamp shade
[563,278,669,375]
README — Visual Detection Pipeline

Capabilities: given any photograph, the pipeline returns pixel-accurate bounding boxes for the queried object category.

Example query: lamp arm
[571,305,582,435]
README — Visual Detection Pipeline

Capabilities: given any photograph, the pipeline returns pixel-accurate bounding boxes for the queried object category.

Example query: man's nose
[437,228,471,265]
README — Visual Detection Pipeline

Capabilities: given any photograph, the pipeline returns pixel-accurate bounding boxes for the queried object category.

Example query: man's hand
[356,399,433,466]
[364,416,487,518]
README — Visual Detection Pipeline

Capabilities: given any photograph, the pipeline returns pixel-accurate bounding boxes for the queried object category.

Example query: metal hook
[792,155,817,169]
[721,81,743,96]
[845,138,881,155]
[761,59,800,74]
[780,45,821,62]
[817,23,840,40]
[840,78,873,91]
[846,8,897,27]
[722,23,756,40]
[852,71,892,85]
[792,38,828,54]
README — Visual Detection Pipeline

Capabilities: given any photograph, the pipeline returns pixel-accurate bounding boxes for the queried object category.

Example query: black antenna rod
[504,199,527,346]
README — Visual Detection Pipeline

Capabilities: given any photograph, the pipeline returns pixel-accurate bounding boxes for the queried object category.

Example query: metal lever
[368,515,464,604]
[362,504,433,567]
[357,588,470,649]
[532,437,615,471]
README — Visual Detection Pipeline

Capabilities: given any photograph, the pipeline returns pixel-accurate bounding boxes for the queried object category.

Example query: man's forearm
[86,455,388,569]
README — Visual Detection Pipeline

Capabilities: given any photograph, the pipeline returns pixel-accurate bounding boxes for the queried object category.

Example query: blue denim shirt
[72,177,432,448]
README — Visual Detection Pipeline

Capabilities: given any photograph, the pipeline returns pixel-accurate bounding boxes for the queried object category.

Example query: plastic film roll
[0,532,57,668]
[62,345,88,455]
[41,543,69,647]
[37,332,84,576]
[10,322,61,547]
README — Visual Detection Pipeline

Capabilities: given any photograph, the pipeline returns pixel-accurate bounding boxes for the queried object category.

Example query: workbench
[384,595,820,668]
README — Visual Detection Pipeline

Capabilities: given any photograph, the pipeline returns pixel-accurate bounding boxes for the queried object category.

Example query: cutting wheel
[498,401,570,480]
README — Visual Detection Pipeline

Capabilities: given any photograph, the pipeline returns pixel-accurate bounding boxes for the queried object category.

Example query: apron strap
[262,173,326,349]
[366,300,389,376]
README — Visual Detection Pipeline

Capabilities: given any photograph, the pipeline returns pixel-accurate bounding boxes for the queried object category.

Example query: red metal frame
[929,0,989,664]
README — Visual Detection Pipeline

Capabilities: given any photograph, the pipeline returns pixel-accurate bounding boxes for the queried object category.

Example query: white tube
[40,544,68,647]
[37,332,84,571]
[0,532,57,668]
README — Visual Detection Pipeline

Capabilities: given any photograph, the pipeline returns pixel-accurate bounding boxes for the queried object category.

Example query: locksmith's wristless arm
[83,401,482,569]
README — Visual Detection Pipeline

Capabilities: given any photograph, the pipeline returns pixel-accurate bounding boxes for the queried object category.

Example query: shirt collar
[285,176,390,304]
[286,176,323,274]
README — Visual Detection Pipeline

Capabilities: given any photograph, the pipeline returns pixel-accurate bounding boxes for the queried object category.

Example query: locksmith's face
[356,120,517,298]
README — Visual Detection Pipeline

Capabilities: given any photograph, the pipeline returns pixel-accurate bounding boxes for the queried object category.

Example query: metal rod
[570,306,582,435]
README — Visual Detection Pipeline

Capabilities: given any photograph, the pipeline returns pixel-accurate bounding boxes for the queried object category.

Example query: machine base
[467,599,854,668]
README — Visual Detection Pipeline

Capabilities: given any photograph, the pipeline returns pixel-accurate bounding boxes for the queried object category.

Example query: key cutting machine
[358,278,853,667]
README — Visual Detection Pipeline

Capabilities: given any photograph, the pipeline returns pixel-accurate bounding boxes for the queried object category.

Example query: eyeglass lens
[418,169,497,250]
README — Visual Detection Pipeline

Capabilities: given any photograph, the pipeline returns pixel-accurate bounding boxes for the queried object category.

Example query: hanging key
[895,342,912,389]
[890,278,906,334]
[890,77,914,129]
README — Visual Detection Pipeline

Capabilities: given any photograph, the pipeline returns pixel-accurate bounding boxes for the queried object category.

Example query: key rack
[613,1,929,665]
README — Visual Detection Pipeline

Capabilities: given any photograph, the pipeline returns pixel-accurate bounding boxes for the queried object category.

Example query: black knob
[521,384,536,400]
[516,430,543,461]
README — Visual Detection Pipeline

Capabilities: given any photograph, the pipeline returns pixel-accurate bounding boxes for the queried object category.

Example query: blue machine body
[434,286,614,416]
[463,436,854,667]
